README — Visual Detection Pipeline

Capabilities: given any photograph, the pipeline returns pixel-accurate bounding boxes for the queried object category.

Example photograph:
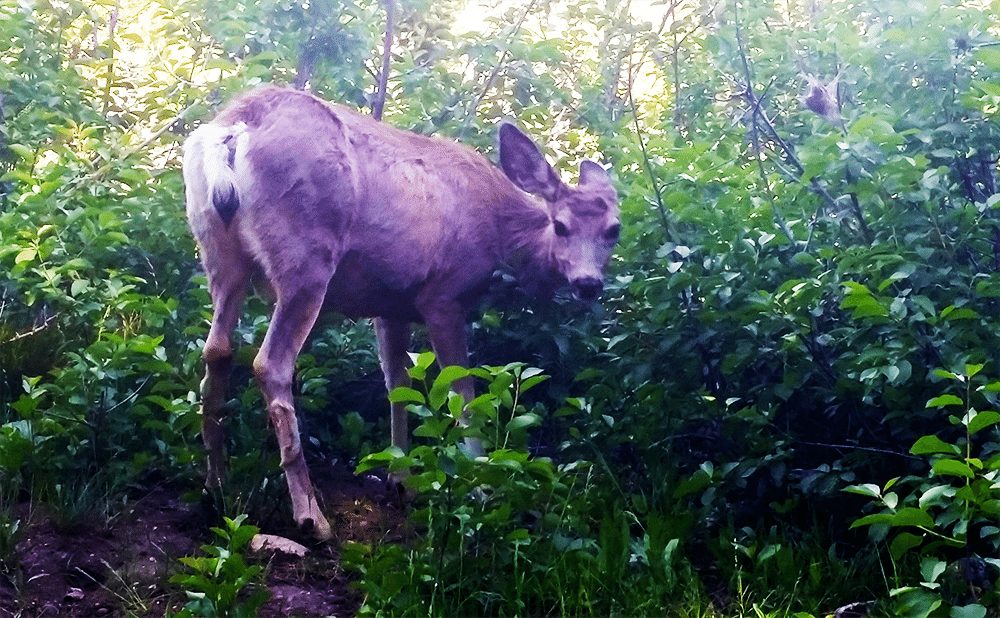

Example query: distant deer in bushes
[182,86,620,540]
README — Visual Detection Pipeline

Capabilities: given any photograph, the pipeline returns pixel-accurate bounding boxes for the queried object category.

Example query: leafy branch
[457,0,540,138]
[732,6,873,246]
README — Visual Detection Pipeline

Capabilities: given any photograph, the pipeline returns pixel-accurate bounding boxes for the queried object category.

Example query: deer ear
[579,160,611,187]
[498,122,561,202]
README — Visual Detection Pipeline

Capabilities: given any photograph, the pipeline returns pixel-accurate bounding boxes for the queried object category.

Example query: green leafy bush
[169,514,269,617]
[848,363,1000,617]
[344,356,706,616]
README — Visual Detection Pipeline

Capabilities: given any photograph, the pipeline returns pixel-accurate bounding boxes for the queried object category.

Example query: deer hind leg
[375,318,412,451]
[253,279,332,541]
[201,262,249,489]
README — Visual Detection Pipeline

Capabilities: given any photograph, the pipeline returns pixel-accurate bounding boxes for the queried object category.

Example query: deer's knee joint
[252,355,290,392]
[251,353,274,381]
[204,341,233,367]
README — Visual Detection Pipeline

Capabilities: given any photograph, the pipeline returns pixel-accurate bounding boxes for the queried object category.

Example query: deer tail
[199,123,246,226]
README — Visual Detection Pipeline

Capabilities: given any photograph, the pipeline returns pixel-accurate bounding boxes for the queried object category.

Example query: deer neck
[495,194,558,286]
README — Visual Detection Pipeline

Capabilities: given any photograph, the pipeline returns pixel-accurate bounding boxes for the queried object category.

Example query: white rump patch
[198,122,247,206]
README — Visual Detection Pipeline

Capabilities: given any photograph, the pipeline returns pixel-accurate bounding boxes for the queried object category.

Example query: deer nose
[572,277,603,302]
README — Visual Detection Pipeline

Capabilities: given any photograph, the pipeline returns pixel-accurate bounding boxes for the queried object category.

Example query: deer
[182,85,620,540]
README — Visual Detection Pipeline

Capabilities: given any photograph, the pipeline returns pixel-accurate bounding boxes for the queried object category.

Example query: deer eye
[604,223,621,241]
[553,220,570,237]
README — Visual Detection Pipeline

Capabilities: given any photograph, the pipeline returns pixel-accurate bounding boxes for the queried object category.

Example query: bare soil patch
[0,463,405,617]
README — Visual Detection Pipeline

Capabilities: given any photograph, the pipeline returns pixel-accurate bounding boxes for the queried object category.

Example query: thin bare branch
[372,0,395,121]
[625,51,672,237]
[1,313,58,345]
[795,440,918,460]
[744,77,795,244]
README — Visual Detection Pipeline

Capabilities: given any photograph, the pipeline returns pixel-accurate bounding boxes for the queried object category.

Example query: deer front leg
[424,305,481,455]
[375,318,412,451]
[253,285,332,541]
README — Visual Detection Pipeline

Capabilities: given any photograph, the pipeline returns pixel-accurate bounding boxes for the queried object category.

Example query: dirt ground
[0,464,406,617]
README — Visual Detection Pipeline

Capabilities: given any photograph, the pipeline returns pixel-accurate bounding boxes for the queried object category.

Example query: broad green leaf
[408,351,436,380]
[388,387,425,405]
[950,605,987,618]
[674,469,711,499]
[891,508,933,528]
[8,143,34,161]
[14,248,36,264]
[942,306,980,321]
[964,363,985,378]
[921,558,947,584]
[932,459,974,479]
[466,393,496,416]
[850,114,896,137]
[910,435,960,455]
[430,366,469,409]
[506,413,541,431]
[843,483,881,498]
[850,513,894,529]
[756,543,781,563]
[981,500,1000,515]
[932,369,962,382]
[890,532,923,560]
[849,303,890,318]
[890,587,941,617]
[884,365,900,382]
[882,492,899,509]
[976,47,1000,69]
[447,392,465,419]
[926,394,964,408]
[918,485,955,509]
[413,417,451,439]
[967,411,1000,435]
[988,453,1000,470]
[356,447,405,473]
[519,375,549,393]
[607,334,628,350]
[878,267,914,291]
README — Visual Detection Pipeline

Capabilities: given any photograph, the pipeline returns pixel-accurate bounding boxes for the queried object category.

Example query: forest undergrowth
[2,0,1000,615]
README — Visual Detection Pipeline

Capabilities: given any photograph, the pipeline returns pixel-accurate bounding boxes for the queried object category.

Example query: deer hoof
[386,472,413,501]
[298,514,332,542]
[199,487,221,522]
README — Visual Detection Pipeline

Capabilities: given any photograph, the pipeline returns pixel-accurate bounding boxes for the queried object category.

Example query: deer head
[498,122,620,302]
